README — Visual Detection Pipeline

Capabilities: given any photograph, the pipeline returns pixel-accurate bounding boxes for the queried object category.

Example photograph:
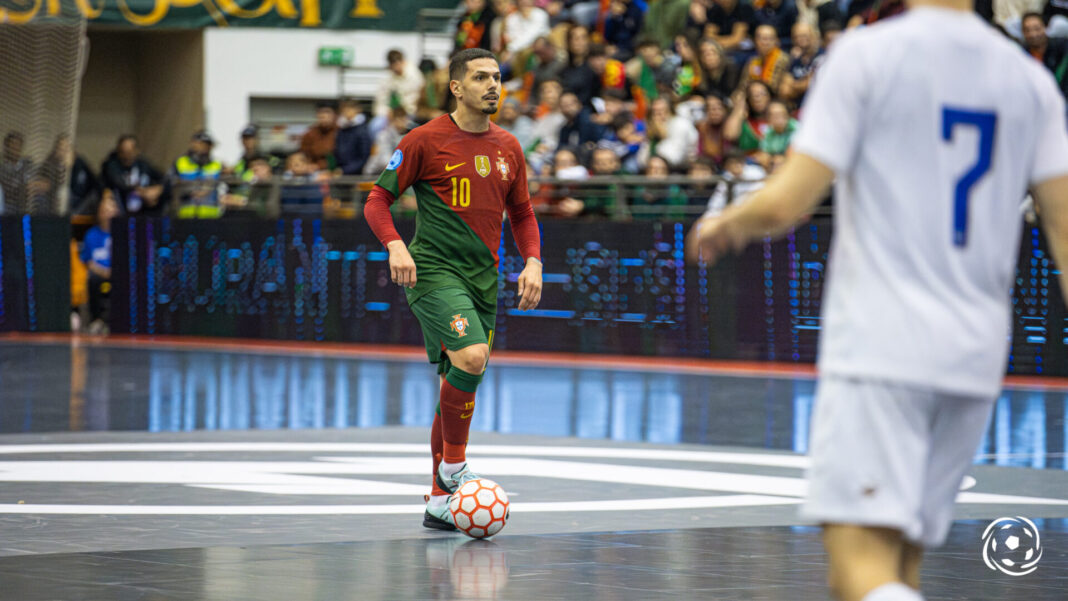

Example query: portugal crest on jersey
[450,314,470,337]
[496,157,510,180]
[474,155,491,178]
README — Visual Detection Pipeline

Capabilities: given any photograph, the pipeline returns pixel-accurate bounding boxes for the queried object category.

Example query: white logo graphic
[981,516,1043,576]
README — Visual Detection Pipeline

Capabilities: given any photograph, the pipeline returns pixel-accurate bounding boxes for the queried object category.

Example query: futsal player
[364,48,543,530]
[686,1,1068,599]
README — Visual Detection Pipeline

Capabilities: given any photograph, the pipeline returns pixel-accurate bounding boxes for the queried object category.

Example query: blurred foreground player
[687,1,1068,600]
[364,48,543,531]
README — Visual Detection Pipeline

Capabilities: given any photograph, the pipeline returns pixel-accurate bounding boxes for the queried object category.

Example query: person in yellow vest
[173,130,223,218]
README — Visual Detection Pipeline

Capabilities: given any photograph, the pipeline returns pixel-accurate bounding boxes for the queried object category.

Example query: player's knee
[453,345,489,374]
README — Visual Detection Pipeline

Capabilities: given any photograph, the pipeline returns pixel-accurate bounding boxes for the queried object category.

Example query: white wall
[204,28,443,163]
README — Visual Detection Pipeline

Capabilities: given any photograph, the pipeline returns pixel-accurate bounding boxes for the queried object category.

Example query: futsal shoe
[436,463,482,495]
[423,494,457,531]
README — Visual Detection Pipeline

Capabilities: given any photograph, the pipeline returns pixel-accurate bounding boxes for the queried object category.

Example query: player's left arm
[504,142,543,311]
[688,30,864,264]
[686,152,834,264]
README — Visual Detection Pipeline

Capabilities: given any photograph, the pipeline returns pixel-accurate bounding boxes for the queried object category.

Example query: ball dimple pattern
[472,508,492,527]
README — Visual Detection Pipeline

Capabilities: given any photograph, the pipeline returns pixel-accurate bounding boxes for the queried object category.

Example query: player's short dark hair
[449,48,498,82]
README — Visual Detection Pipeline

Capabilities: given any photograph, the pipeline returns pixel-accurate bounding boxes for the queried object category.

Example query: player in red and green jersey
[364,48,543,531]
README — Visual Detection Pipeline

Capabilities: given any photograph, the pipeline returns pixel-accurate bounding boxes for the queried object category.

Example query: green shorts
[409,287,496,374]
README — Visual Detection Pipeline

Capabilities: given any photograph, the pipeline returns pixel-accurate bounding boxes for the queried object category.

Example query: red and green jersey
[372,114,539,314]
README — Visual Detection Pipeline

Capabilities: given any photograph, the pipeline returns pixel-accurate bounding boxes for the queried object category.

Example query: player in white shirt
[687,0,1068,600]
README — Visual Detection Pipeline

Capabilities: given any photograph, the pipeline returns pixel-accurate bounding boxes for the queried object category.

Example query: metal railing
[162,174,786,221]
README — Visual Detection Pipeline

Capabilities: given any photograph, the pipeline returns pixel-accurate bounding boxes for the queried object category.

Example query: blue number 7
[941,107,997,247]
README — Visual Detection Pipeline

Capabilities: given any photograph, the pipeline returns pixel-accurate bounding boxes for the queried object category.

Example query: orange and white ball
[448,479,509,539]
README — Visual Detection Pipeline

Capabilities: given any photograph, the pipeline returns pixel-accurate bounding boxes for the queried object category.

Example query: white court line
[0,494,800,515]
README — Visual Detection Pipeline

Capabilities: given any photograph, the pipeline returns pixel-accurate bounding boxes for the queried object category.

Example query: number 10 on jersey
[941,107,997,248]
[451,177,471,208]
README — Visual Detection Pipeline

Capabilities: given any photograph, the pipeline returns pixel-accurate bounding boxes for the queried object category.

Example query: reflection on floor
[1,339,1065,468]
[0,337,1065,600]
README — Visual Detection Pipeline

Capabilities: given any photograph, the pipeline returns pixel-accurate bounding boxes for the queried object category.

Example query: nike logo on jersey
[460,412,473,419]
[444,162,466,172]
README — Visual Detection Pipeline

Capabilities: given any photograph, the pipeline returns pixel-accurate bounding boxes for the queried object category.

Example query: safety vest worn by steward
[174,154,222,218]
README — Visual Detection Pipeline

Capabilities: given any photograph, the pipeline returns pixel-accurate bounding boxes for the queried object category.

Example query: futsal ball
[449,479,509,539]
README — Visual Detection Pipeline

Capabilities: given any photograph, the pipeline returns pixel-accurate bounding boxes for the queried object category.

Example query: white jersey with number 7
[791,7,1068,397]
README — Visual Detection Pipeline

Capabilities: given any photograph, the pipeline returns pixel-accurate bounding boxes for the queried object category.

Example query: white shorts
[800,375,994,548]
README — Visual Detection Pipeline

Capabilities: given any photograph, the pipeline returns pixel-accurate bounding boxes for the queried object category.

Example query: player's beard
[481,103,497,115]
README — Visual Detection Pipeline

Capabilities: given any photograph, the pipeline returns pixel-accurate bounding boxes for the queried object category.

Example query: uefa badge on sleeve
[387,149,403,170]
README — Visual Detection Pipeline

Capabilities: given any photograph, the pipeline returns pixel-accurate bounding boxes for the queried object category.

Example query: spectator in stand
[797,0,841,33]
[634,155,688,219]
[100,134,166,215]
[281,151,328,210]
[300,101,339,171]
[740,25,791,92]
[558,91,607,155]
[703,148,766,216]
[1044,0,1068,37]
[589,42,629,98]
[1022,12,1068,98]
[647,96,699,169]
[417,58,451,122]
[525,36,568,105]
[644,0,692,49]
[561,24,597,104]
[488,0,515,55]
[695,37,740,98]
[820,18,842,48]
[233,125,279,179]
[373,49,425,120]
[529,79,568,170]
[81,189,120,335]
[364,107,412,175]
[582,146,623,217]
[697,93,731,167]
[685,157,718,205]
[334,98,373,176]
[725,79,773,151]
[504,0,551,60]
[703,0,757,54]
[992,0,1042,38]
[226,155,274,216]
[754,0,798,46]
[752,100,797,169]
[455,0,498,51]
[847,0,904,27]
[627,39,679,102]
[604,0,645,60]
[173,130,223,219]
[0,132,32,215]
[779,21,823,106]
[497,97,536,149]
[532,146,588,217]
[673,35,704,99]
[32,134,97,215]
[606,113,649,173]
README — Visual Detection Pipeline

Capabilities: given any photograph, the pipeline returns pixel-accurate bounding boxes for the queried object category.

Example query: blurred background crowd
[4,0,1068,332]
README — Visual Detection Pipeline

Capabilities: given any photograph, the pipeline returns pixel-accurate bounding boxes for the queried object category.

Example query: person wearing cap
[172,130,223,218]
[234,125,279,179]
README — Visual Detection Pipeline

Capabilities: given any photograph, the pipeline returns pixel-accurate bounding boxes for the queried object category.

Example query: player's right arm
[1028,69,1068,306]
[366,131,425,288]
[1032,175,1068,303]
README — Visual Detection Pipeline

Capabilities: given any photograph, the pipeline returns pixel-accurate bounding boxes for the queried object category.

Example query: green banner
[0,0,458,30]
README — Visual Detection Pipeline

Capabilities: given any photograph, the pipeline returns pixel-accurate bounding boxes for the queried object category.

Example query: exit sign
[318,46,354,67]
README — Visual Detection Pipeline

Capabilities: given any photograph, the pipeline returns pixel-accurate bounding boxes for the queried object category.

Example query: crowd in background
[4,0,1068,331]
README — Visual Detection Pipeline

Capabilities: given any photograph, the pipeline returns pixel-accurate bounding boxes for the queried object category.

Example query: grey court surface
[0,340,1066,599]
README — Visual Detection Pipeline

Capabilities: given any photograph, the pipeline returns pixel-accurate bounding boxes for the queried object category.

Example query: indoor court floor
[0,336,1066,600]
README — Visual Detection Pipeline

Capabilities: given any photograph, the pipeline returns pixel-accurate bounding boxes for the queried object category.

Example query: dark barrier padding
[0,216,69,333]
[110,217,1066,377]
